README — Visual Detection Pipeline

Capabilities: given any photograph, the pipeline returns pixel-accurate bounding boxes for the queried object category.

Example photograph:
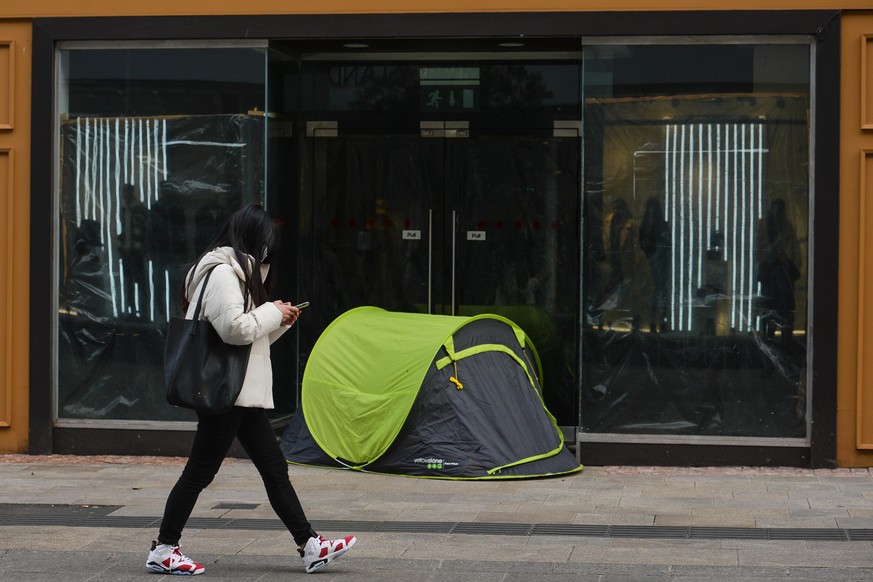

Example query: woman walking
[147,203,355,575]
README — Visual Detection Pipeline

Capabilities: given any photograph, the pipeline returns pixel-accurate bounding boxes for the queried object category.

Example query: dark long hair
[181,203,279,311]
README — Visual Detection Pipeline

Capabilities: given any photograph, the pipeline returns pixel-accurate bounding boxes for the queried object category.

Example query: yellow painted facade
[0,20,30,453]
[1,3,872,464]
[839,11,873,467]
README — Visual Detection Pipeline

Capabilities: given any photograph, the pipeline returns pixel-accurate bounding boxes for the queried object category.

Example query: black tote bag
[164,266,251,414]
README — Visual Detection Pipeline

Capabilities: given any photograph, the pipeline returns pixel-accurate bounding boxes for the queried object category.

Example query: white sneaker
[298,534,357,573]
[146,540,205,575]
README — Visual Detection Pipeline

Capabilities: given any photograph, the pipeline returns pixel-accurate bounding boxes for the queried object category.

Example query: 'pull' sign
[466,231,486,241]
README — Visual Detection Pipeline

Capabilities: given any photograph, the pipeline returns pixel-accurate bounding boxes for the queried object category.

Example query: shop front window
[581,42,811,439]
[56,44,267,421]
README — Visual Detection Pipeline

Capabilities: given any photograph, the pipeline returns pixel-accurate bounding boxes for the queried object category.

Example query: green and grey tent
[281,307,581,479]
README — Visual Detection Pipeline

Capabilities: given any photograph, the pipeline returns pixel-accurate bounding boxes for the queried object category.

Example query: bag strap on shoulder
[190,266,218,335]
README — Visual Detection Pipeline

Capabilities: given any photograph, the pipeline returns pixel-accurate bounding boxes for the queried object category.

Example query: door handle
[451,210,457,316]
[427,209,433,314]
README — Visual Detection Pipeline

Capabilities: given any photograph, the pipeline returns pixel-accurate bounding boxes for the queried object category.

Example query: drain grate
[1,515,88,526]
[1,505,871,543]
[610,525,689,539]
[220,518,286,531]
[375,521,454,534]
[452,523,532,536]
[689,527,768,540]
[310,520,376,532]
[768,528,848,541]
[185,517,226,529]
[531,524,610,537]
[0,503,120,519]
[847,529,873,541]
[212,502,260,510]
[82,516,159,528]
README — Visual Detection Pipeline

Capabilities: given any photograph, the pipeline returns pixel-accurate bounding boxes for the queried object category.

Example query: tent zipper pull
[450,362,463,390]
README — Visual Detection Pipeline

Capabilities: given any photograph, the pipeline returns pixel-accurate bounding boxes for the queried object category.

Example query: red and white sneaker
[146,540,205,575]
[298,534,357,573]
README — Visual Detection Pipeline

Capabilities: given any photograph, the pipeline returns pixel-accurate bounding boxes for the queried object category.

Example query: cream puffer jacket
[184,247,290,409]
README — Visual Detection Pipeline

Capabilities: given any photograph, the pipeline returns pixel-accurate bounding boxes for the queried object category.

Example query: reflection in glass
[60,115,264,322]
[581,43,811,438]
[56,46,267,421]
[658,121,768,333]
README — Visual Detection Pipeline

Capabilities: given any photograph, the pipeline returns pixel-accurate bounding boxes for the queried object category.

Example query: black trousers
[158,407,315,546]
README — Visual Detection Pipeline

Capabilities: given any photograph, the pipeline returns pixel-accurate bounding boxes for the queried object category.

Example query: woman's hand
[273,300,300,327]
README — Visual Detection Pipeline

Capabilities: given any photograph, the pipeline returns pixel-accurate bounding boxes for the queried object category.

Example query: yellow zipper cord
[450,361,463,389]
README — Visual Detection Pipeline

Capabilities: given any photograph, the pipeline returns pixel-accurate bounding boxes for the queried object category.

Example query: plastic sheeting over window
[581,43,810,438]
[56,45,268,422]
[57,114,266,420]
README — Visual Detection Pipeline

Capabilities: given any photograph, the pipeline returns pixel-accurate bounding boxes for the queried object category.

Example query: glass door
[295,57,583,426]
[303,130,444,321]
[447,130,580,424]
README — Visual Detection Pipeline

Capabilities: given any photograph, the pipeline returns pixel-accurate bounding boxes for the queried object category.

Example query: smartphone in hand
[293,301,310,310]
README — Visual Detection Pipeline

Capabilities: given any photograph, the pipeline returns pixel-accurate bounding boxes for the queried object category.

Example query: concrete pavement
[1,455,873,580]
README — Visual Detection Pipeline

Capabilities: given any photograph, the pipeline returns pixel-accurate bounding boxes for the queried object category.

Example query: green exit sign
[420,67,479,111]
[420,86,478,111]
